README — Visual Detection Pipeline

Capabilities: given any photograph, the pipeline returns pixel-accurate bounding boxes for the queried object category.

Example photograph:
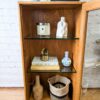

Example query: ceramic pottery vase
[56,16,68,38]
[33,75,43,100]
[62,51,71,67]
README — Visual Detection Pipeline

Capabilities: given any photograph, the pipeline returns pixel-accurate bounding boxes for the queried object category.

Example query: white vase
[56,17,68,38]
[33,75,43,100]
[62,51,71,67]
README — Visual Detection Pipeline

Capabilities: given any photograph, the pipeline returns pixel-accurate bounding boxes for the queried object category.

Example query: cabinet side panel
[19,5,30,100]
[72,7,85,100]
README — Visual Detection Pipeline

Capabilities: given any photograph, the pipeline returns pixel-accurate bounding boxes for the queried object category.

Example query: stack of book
[31,57,60,71]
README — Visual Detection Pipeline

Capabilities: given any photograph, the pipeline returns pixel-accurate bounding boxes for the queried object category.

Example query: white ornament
[56,17,68,38]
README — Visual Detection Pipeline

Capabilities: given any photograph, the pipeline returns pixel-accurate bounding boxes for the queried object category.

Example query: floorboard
[0,88,100,100]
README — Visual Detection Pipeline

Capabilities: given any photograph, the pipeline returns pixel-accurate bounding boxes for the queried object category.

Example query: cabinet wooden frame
[18,1,100,100]
[76,1,100,100]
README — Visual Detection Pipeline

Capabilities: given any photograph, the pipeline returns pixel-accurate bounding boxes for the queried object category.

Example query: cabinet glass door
[82,0,100,88]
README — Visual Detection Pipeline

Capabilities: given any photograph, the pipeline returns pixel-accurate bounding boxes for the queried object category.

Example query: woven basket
[48,75,71,100]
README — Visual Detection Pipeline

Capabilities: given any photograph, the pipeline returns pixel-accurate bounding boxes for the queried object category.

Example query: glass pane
[24,35,79,40]
[28,64,76,73]
[83,9,100,88]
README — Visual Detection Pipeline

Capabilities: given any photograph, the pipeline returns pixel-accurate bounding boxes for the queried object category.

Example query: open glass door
[81,0,100,88]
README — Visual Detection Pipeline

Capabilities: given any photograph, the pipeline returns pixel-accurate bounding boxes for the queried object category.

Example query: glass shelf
[24,35,79,40]
[28,65,76,73]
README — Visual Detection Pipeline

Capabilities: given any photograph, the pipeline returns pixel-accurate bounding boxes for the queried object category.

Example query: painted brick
[0,0,100,88]
[0,0,23,87]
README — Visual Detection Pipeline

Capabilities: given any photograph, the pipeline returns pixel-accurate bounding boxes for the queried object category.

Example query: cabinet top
[18,1,85,9]
[18,1,85,5]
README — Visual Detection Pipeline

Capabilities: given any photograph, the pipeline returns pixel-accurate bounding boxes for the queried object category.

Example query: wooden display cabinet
[18,0,100,100]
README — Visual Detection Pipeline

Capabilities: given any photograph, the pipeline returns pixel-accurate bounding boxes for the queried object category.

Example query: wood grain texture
[18,1,84,5]
[72,7,82,100]
[19,1,100,100]
[19,5,31,100]
[21,8,76,37]
[19,5,27,100]
[0,88,100,100]
[19,2,82,100]
[0,88,24,100]
[18,1,83,10]
[73,10,87,100]
[74,1,100,100]
[83,1,100,11]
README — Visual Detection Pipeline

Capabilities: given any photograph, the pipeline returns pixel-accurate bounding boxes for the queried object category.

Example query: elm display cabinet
[19,1,100,100]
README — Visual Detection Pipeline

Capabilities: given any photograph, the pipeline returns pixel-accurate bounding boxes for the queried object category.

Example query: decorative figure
[33,75,43,100]
[56,16,68,38]
[62,51,71,67]
[40,48,49,61]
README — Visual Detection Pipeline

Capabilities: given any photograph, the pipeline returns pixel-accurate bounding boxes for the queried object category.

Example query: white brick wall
[0,0,38,87]
[0,0,23,87]
[0,0,99,87]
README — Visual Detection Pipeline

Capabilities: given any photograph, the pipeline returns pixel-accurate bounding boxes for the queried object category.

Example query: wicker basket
[48,75,71,100]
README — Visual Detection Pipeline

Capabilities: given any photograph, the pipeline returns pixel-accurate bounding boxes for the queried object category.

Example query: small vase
[62,51,71,67]
[33,75,43,100]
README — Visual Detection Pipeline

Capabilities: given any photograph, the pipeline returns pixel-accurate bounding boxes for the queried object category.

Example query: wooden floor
[0,88,100,100]
[81,89,100,100]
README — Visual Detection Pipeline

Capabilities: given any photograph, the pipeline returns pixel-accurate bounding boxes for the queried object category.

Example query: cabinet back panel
[29,40,73,61]
[31,73,72,90]
[22,9,75,37]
